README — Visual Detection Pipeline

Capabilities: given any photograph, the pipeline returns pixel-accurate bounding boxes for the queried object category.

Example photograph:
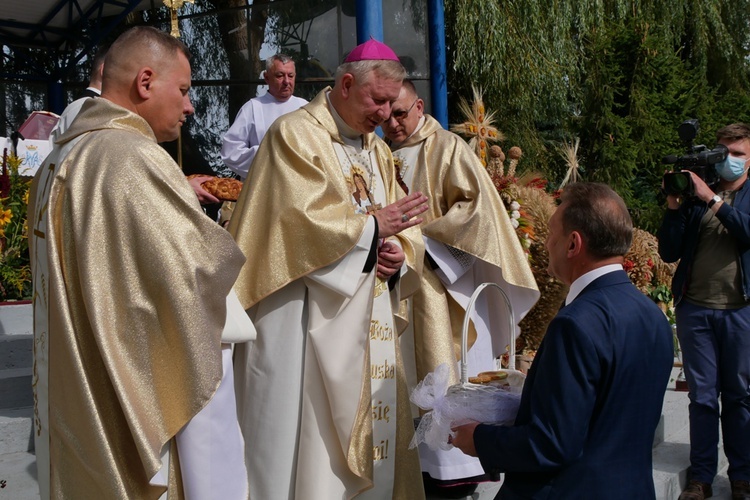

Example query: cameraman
[658,123,750,500]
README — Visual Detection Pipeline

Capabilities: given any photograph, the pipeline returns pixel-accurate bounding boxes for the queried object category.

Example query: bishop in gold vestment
[230,43,429,499]
[383,82,540,485]
[28,27,248,499]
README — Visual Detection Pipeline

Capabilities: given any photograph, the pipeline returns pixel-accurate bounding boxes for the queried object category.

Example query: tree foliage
[444,0,750,231]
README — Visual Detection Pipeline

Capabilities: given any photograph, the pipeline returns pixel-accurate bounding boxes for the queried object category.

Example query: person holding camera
[658,123,750,500]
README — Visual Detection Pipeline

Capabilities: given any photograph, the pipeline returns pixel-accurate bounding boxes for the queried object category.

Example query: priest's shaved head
[29,24,249,499]
[102,26,194,142]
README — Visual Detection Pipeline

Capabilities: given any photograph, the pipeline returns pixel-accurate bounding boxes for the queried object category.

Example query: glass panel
[1,82,48,138]
[382,0,429,78]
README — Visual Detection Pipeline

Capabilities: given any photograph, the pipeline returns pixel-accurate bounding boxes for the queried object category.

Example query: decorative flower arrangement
[451,91,676,356]
[1,151,33,301]
[449,86,503,167]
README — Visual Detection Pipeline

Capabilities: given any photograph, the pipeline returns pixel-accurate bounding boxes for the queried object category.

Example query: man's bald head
[102,26,191,97]
[101,26,195,142]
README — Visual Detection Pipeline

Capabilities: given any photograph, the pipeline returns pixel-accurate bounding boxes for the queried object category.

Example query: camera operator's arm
[657,175,690,263]
[665,193,682,210]
[687,171,721,210]
[688,171,750,246]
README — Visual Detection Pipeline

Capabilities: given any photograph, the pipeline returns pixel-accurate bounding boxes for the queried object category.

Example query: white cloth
[234,220,377,500]
[221,288,256,343]
[220,93,307,179]
[176,346,249,500]
[49,87,101,142]
[418,239,508,480]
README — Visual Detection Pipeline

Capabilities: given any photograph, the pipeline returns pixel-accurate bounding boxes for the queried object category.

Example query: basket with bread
[410,283,526,452]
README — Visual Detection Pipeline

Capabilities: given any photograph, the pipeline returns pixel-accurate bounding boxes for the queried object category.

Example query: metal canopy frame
[0,0,153,82]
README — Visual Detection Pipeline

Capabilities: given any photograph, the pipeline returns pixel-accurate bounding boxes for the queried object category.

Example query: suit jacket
[473,270,673,499]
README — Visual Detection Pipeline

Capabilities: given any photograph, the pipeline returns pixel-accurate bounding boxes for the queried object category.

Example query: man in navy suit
[452,182,674,499]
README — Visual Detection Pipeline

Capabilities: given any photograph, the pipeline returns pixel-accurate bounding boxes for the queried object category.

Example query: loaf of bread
[469,371,510,386]
[187,175,243,201]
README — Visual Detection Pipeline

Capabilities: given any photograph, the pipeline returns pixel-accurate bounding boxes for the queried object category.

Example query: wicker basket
[410,282,525,451]
[456,282,526,391]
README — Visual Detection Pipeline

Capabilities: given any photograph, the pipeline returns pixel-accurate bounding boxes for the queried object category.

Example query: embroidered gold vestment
[28,98,245,498]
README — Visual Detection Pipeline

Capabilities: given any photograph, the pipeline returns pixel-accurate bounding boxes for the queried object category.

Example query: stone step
[0,302,33,337]
[0,367,33,410]
[0,406,34,455]
[0,450,39,500]
[0,334,33,370]
[0,370,731,500]
[652,374,731,500]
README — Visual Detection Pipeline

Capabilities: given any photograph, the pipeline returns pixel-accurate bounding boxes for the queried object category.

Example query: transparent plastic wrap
[409,283,526,451]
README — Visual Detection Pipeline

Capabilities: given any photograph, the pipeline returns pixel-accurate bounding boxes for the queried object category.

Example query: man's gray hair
[334,59,406,86]
[266,54,295,72]
[560,182,633,258]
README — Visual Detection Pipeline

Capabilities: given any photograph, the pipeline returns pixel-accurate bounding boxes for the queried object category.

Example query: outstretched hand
[373,191,429,238]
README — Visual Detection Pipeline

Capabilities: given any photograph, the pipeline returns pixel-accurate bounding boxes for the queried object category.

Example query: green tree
[444,0,750,230]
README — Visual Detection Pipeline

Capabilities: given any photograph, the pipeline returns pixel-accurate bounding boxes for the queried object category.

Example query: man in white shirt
[220,54,308,179]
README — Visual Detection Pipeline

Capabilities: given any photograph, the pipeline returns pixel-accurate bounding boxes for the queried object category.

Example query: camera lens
[664,172,693,196]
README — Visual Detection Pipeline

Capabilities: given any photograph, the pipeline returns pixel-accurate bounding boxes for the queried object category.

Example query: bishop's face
[340,70,402,134]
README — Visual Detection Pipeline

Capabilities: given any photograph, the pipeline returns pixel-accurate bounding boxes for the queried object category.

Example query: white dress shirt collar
[565,264,623,305]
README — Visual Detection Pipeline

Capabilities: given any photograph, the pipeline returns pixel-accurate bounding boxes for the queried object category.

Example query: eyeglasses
[389,98,418,122]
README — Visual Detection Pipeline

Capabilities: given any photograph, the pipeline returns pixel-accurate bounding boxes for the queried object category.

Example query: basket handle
[460,282,516,385]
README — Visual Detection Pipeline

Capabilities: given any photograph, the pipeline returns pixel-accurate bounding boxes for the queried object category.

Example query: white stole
[333,141,398,498]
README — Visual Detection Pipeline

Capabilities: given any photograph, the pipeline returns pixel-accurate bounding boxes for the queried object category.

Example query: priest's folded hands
[373,190,429,238]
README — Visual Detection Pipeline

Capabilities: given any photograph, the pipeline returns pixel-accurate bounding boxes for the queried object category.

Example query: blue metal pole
[355,0,384,43]
[427,0,448,128]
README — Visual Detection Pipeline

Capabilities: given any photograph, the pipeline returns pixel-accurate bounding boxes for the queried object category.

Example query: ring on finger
[401,213,409,223]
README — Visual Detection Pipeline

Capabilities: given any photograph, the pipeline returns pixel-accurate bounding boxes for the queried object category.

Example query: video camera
[662,119,727,196]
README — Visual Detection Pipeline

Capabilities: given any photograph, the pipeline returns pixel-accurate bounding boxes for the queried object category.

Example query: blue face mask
[715,154,748,181]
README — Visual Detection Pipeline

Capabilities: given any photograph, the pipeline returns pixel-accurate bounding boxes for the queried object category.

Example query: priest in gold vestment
[230,40,429,499]
[28,27,249,499]
[382,80,540,492]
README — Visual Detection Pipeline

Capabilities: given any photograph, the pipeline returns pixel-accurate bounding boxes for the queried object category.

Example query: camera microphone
[663,155,680,164]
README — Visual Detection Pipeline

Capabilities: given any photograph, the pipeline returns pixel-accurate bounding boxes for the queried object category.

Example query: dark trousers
[676,300,750,483]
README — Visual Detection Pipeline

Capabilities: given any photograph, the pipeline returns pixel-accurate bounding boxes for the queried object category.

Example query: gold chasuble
[391,115,539,481]
[392,115,539,382]
[230,88,425,499]
[28,98,246,499]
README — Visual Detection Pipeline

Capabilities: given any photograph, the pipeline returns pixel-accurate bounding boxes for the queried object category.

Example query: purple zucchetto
[344,39,400,62]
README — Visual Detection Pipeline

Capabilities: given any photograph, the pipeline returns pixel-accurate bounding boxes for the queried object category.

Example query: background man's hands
[663,170,716,210]
[188,175,220,205]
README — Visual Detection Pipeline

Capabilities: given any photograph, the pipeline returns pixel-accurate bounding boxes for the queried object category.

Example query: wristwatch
[708,194,722,208]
